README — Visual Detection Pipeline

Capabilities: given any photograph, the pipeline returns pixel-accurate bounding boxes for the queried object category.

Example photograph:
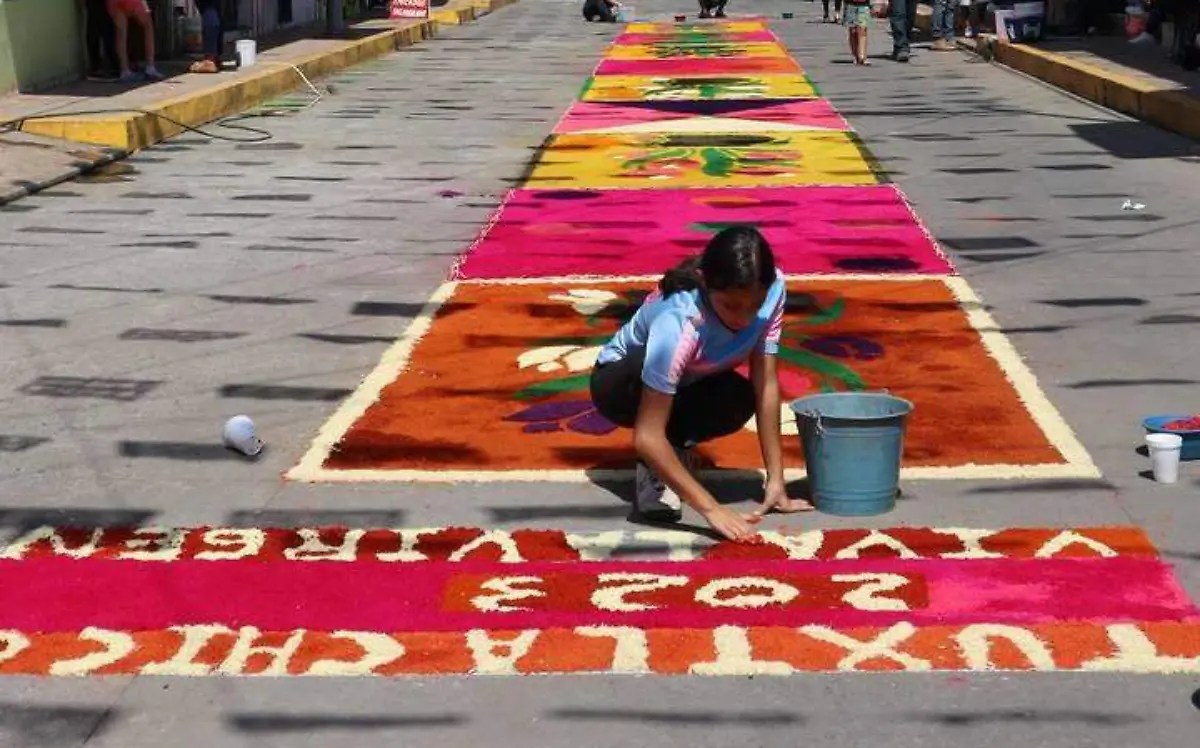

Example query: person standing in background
[844,0,872,64]
[190,0,224,73]
[931,0,957,49]
[957,0,979,38]
[107,0,165,81]
[698,0,728,18]
[81,0,119,79]
[889,0,918,61]
[582,0,621,22]
[823,0,843,23]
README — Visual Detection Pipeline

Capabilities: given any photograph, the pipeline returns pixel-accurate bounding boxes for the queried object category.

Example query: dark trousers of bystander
[195,0,224,59]
[889,0,919,56]
[84,0,119,76]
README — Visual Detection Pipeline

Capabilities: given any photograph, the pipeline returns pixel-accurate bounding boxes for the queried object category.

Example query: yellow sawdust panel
[524,131,881,189]
[581,74,818,102]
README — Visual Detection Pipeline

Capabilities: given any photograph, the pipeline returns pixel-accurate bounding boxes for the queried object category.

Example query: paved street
[2,0,1200,745]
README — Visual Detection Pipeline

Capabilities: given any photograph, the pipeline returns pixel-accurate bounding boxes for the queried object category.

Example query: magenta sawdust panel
[614,30,779,45]
[593,57,802,77]
[454,185,953,280]
[553,99,850,134]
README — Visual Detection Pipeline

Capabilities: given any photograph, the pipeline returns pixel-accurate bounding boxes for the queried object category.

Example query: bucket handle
[798,389,893,440]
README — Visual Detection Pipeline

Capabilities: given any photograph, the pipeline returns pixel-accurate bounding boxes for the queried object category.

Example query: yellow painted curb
[19,0,523,152]
[20,21,436,151]
[988,40,1200,142]
[432,0,477,25]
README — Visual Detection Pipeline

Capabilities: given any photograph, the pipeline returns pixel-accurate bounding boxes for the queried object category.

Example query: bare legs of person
[850,26,869,65]
[108,0,164,82]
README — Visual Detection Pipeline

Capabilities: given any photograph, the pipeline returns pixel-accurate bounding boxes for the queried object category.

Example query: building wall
[0,3,16,95]
[0,0,84,94]
[234,0,324,36]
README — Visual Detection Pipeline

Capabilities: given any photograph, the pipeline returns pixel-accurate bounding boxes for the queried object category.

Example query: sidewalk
[964,34,1200,141]
[0,0,515,206]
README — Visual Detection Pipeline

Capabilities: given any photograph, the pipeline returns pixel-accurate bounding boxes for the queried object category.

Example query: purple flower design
[505,399,617,436]
[800,336,884,361]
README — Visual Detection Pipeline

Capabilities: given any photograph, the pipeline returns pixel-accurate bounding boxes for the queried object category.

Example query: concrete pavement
[2,1,1200,745]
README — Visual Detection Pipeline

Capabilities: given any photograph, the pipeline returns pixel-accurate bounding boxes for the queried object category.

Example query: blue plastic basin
[1143,415,1200,461]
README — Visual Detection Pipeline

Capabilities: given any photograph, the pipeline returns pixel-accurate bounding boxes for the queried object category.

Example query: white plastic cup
[223,415,264,457]
[1146,433,1182,484]
[236,39,257,68]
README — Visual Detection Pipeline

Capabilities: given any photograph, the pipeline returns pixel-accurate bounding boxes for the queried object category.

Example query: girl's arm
[634,389,758,541]
[749,350,786,485]
[750,350,813,515]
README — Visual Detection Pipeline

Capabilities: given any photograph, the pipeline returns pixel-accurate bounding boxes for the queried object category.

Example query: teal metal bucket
[791,392,914,516]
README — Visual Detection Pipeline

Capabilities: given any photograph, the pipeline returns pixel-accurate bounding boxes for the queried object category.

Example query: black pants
[85,0,118,75]
[590,353,755,449]
[822,0,843,17]
[583,0,616,22]
[700,0,728,12]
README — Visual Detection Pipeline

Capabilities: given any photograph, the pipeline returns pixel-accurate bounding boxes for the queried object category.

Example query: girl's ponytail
[659,256,702,297]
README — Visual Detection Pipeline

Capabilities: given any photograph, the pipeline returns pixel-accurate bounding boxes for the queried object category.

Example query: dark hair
[659,226,776,297]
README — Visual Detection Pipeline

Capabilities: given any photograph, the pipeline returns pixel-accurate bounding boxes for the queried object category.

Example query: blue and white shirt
[596,272,786,395]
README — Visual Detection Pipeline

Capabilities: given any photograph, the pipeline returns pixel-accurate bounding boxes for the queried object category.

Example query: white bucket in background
[236,39,258,68]
[1146,433,1183,484]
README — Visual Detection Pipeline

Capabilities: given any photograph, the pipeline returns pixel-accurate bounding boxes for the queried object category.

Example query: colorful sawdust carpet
[291,17,1095,482]
[297,278,1085,481]
[1,526,1196,676]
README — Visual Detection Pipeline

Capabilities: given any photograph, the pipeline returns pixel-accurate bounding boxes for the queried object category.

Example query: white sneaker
[635,461,680,520]
[635,448,697,521]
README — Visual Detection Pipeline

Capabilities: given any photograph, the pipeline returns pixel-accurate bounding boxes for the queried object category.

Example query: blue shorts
[843,4,871,27]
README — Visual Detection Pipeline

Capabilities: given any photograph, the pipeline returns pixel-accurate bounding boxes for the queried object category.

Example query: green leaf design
[800,297,845,326]
[514,374,593,401]
[776,346,866,391]
[689,221,760,234]
[540,334,612,346]
[622,147,693,171]
[700,147,736,177]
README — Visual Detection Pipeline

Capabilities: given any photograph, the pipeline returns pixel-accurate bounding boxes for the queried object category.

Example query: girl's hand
[701,505,762,542]
[754,478,814,518]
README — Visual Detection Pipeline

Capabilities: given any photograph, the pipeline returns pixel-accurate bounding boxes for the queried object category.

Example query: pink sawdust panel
[593,57,801,76]
[554,99,850,133]
[0,556,1191,631]
[454,185,954,279]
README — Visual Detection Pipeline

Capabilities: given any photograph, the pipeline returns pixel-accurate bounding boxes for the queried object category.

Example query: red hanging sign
[390,0,430,18]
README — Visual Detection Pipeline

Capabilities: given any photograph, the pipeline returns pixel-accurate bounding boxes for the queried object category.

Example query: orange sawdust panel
[517,628,620,673]
[645,628,718,674]
[319,279,1067,476]
[380,632,473,676]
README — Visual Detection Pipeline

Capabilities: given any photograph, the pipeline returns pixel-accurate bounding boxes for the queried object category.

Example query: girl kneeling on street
[590,226,813,542]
